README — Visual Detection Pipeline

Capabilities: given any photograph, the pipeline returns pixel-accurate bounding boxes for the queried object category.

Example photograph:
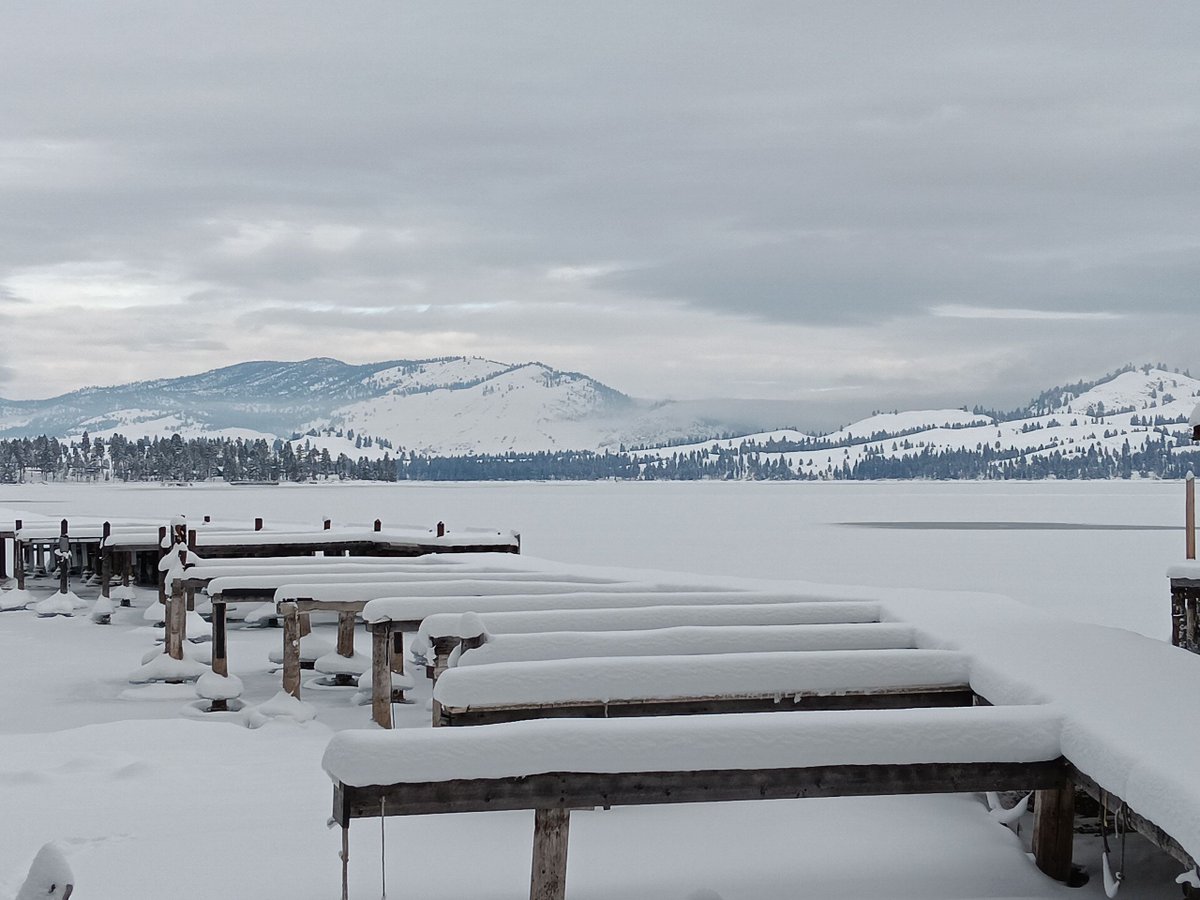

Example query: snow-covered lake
[0,480,1189,899]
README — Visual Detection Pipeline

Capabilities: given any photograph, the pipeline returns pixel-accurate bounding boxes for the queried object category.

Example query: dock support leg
[166,579,186,662]
[283,608,302,698]
[371,625,392,728]
[1032,782,1075,882]
[340,826,349,900]
[530,808,570,900]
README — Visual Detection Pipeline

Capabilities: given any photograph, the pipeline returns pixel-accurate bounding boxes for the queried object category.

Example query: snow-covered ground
[0,480,1191,898]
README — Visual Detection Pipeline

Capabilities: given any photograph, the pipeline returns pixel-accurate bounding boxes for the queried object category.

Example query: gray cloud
[0,2,1197,409]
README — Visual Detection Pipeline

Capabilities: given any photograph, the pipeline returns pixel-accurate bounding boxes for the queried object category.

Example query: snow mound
[15,841,74,900]
[33,591,86,617]
[196,670,244,701]
[245,690,317,726]
[129,653,209,684]
[0,588,34,611]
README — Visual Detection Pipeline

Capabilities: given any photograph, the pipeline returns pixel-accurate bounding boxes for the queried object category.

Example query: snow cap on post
[16,842,74,900]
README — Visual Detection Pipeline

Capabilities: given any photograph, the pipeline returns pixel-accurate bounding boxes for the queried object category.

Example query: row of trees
[0,433,396,483]
[0,430,1195,483]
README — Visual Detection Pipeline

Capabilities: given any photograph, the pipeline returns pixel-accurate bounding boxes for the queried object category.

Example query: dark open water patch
[842,521,1179,531]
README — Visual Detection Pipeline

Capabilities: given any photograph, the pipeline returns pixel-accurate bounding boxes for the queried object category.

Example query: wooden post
[530,808,570,900]
[157,525,168,604]
[167,578,186,661]
[254,517,263,532]
[14,520,23,592]
[437,521,445,538]
[1187,471,1196,561]
[391,631,405,676]
[336,612,356,657]
[340,826,350,900]
[299,613,312,638]
[212,601,228,677]
[120,551,132,606]
[0,531,7,581]
[373,519,382,532]
[1032,783,1075,882]
[371,625,392,728]
[100,522,112,599]
[185,530,197,612]
[282,605,302,698]
[58,520,69,595]
[323,518,332,531]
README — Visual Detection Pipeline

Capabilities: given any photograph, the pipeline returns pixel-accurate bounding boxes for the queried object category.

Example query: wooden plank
[442,688,977,726]
[1032,783,1075,882]
[334,758,1069,822]
[530,808,570,900]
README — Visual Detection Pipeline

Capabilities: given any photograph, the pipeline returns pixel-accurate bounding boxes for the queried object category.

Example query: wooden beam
[1072,768,1196,869]
[1032,783,1075,882]
[530,808,569,900]
[441,688,977,726]
[100,522,112,599]
[334,758,1070,822]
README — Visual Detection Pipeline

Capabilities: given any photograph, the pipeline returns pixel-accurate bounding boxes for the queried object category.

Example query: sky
[0,2,1197,426]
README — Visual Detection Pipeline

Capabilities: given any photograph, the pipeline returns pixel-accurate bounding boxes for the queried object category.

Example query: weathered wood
[441,688,978,726]
[1032,783,1075,882]
[336,611,356,657]
[212,602,228,678]
[14,519,24,591]
[391,631,405,676]
[1072,768,1196,869]
[282,607,302,698]
[334,758,1070,822]
[58,521,69,594]
[157,525,168,604]
[430,635,459,726]
[530,808,570,900]
[167,579,186,662]
[299,613,312,638]
[1188,474,1196,561]
[372,625,392,728]
[100,522,112,599]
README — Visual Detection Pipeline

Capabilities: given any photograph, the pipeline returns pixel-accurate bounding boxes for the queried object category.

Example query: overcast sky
[1,2,1197,425]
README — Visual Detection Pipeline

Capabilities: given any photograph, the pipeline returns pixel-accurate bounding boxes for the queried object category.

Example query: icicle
[1102,850,1122,898]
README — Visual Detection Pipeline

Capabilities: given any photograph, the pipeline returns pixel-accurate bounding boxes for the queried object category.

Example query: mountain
[639,366,1200,478]
[0,357,790,455]
[2,361,1197,471]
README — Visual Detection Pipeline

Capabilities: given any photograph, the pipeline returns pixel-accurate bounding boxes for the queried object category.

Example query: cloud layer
[1,3,1197,425]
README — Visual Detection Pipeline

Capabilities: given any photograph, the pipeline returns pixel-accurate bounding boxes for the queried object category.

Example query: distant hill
[0,357,793,456]
[2,361,1197,476]
[638,366,1200,478]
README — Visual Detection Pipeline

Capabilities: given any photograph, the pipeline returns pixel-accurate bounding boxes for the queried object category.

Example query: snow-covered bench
[433,648,975,725]
[323,705,1069,900]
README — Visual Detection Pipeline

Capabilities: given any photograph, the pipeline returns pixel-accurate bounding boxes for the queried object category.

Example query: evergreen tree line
[0,433,395,483]
[0,430,1195,483]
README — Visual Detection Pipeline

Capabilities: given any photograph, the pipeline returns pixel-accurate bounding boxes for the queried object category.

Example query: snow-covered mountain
[2,361,1196,467]
[642,366,1200,477]
[0,357,784,455]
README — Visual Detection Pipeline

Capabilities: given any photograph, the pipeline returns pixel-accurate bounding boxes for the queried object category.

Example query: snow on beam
[374,596,881,632]
[323,703,1064,792]
[416,604,898,641]
[455,623,917,667]
[434,649,973,712]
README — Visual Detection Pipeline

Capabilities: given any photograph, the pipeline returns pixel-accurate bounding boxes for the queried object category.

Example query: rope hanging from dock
[1101,790,1127,898]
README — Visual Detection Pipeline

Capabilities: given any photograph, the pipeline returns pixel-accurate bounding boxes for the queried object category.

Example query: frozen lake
[1,478,1191,900]
[1,479,1186,638]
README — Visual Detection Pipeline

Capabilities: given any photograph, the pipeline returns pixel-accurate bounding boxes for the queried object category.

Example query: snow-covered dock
[324,555,1200,900]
